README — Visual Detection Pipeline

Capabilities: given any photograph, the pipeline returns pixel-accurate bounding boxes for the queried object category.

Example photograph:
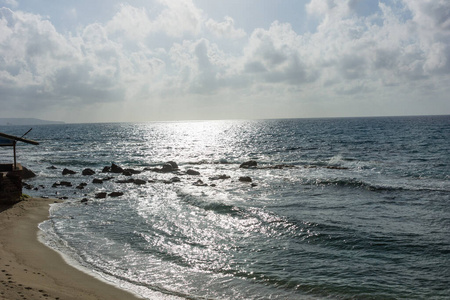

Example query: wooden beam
[0,132,39,145]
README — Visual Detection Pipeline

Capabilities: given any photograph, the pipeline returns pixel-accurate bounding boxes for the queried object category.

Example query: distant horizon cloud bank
[1,0,449,123]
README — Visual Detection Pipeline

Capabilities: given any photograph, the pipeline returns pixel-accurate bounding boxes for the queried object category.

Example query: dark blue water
[1,116,449,299]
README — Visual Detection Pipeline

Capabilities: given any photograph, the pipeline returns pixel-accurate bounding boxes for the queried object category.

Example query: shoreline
[0,198,142,300]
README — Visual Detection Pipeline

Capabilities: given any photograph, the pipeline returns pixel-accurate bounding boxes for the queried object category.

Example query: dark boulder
[21,166,36,179]
[95,192,107,199]
[82,168,95,176]
[52,181,73,187]
[108,192,124,197]
[186,169,200,176]
[240,161,257,168]
[116,178,135,184]
[81,198,89,203]
[123,168,141,175]
[209,174,231,180]
[76,184,85,190]
[171,176,181,183]
[102,166,111,173]
[239,176,252,182]
[133,179,147,185]
[62,168,76,175]
[167,161,179,170]
[193,179,207,186]
[110,163,124,173]
[47,165,57,170]
[92,178,103,184]
[161,163,174,173]
[326,166,348,170]
[122,170,133,176]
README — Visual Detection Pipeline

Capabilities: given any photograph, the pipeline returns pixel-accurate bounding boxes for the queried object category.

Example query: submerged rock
[326,166,348,170]
[52,181,73,187]
[150,161,179,173]
[193,179,208,186]
[62,168,76,175]
[133,179,147,185]
[82,168,96,176]
[239,176,252,182]
[186,169,200,176]
[110,163,124,173]
[161,163,174,173]
[95,192,107,199]
[116,178,135,184]
[166,161,179,170]
[240,161,257,169]
[209,174,231,180]
[108,192,124,197]
[123,168,141,175]
[92,178,103,184]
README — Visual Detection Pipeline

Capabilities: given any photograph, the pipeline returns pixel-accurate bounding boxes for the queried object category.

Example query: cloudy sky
[1,0,449,123]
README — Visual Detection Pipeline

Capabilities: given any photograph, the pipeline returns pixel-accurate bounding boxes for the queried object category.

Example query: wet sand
[0,197,142,300]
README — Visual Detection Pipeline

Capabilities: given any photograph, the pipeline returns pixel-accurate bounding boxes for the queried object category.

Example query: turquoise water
[1,116,449,299]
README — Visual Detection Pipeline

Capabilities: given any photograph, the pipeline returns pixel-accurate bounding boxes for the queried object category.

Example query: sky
[1,0,449,123]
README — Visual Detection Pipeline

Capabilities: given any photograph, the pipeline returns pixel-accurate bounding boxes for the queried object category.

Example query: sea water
[1,116,449,299]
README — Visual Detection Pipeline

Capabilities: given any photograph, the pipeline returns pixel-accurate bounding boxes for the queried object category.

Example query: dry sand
[0,197,142,300]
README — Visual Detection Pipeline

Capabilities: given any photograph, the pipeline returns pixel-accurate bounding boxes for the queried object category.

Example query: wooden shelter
[0,131,39,170]
[0,131,39,204]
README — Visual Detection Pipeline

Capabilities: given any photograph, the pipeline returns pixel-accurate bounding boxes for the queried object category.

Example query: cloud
[153,0,204,37]
[1,0,17,8]
[0,0,449,122]
[0,7,125,111]
[205,16,246,39]
[241,22,317,85]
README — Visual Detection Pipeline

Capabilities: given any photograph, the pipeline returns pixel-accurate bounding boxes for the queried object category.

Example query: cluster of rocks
[38,162,252,203]
[24,160,349,203]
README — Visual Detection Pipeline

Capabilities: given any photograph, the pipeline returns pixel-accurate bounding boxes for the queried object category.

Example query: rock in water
[95,192,107,199]
[186,169,200,175]
[240,161,257,168]
[108,192,124,197]
[239,176,252,182]
[167,161,179,170]
[92,178,103,184]
[133,179,147,185]
[161,163,174,173]
[62,168,76,175]
[110,163,124,173]
[82,168,95,176]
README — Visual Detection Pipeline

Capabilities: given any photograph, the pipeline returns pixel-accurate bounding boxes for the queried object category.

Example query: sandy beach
[0,197,142,300]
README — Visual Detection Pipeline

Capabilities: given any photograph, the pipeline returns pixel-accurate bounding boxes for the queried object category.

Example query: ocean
[1,116,449,299]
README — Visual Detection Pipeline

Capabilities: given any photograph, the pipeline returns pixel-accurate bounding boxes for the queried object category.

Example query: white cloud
[205,16,246,39]
[106,4,152,41]
[0,0,449,122]
[153,0,204,37]
[1,0,17,8]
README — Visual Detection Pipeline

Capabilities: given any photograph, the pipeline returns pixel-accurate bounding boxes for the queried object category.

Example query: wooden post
[13,141,17,170]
